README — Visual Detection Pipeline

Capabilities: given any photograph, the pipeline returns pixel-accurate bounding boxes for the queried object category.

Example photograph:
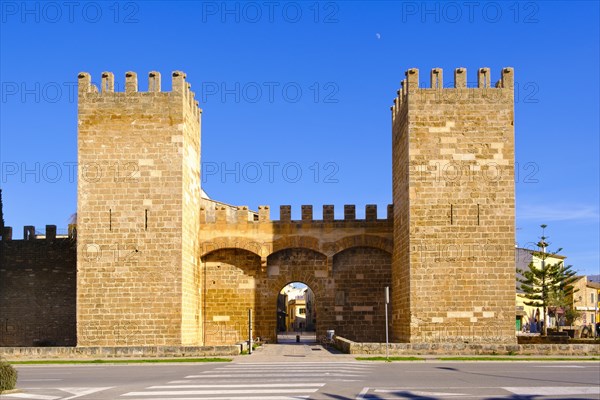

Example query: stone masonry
[0,226,76,346]
[1,66,516,347]
[77,71,201,346]
[391,67,515,343]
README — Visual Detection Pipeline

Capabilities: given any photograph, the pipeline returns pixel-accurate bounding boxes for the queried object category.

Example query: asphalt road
[2,360,599,400]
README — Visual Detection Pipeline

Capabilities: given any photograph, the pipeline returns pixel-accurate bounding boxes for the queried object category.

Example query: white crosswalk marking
[504,386,600,396]
[0,387,113,400]
[59,386,114,399]
[0,394,61,400]
[376,389,466,396]
[175,373,362,379]
[148,383,324,389]
[119,397,309,400]
[120,362,374,399]
[358,385,600,399]
[122,388,321,396]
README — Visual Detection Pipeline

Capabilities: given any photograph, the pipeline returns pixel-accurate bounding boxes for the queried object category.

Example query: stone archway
[255,247,333,343]
[276,281,317,344]
[199,243,392,345]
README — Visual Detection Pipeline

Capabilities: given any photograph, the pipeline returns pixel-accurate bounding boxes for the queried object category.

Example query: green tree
[517,224,579,336]
[548,280,580,328]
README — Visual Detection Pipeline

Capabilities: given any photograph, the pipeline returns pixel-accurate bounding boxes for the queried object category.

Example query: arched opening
[276,282,317,344]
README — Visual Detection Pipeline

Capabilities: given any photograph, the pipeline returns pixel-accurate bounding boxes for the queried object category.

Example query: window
[591,293,595,304]
[299,308,306,315]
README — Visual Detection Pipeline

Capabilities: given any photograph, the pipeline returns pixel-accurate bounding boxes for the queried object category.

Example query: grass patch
[438,356,600,361]
[355,356,425,362]
[10,357,232,365]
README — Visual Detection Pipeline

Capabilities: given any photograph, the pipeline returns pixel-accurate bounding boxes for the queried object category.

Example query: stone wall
[334,336,599,356]
[0,345,239,360]
[391,67,516,343]
[0,229,76,346]
[203,249,261,345]
[331,247,391,342]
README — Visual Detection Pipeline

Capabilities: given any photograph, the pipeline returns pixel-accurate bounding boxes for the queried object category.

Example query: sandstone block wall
[77,71,202,346]
[1,66,519,348]
[0,227,76,346]
[199,203,394,344]
[391,67,516,343]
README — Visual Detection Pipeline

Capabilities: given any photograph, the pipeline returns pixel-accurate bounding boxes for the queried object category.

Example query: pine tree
[517,224,579,336]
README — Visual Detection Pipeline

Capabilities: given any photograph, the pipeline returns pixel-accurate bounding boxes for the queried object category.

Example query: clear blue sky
[1,1,598,275]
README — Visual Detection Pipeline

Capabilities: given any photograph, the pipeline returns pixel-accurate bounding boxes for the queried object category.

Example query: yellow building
[515,248,566,332]
[597,286,600,327]
[571,276,600,334]
[287,298,307,332]
[280,284,315,332]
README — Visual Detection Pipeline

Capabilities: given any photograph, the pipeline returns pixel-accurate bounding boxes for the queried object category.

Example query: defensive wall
[0,225,76,346]
[1,66,518,349]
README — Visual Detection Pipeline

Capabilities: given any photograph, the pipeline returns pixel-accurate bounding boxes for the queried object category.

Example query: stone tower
[77,71,202,346]
[391,67,516,343]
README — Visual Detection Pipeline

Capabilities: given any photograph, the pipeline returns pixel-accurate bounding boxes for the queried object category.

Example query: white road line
[504,386,600,395]
[59,387,114,400]
[220,365,371,368]
[148,383,325,389]
[218,367,370,370]
[19,379,63,382]
[375,389,466,396]
[356,387,369,400]
[119,397,310,400]
[237,361,364,366]
[194,371,367,375]
[0,394,61,400]
[213,368,371,375]
[122,388,320,396]
[185,373,362,378]
[170,378,359,383]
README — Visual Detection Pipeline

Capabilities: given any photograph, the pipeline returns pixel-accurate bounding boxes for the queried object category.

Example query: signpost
[385,286,389,360]
[248,308,253,354]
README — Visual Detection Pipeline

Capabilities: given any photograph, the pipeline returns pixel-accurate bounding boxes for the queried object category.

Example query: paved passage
[3,347,599,399]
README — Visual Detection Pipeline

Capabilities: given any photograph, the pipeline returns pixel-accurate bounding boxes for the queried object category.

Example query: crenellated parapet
[77,70,201,117]
[200,203,393,225]
[391,67,514,123]
[1,224,77,241]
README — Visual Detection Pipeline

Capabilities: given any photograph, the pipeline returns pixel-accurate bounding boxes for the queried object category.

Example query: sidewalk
[234,332,357,363]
